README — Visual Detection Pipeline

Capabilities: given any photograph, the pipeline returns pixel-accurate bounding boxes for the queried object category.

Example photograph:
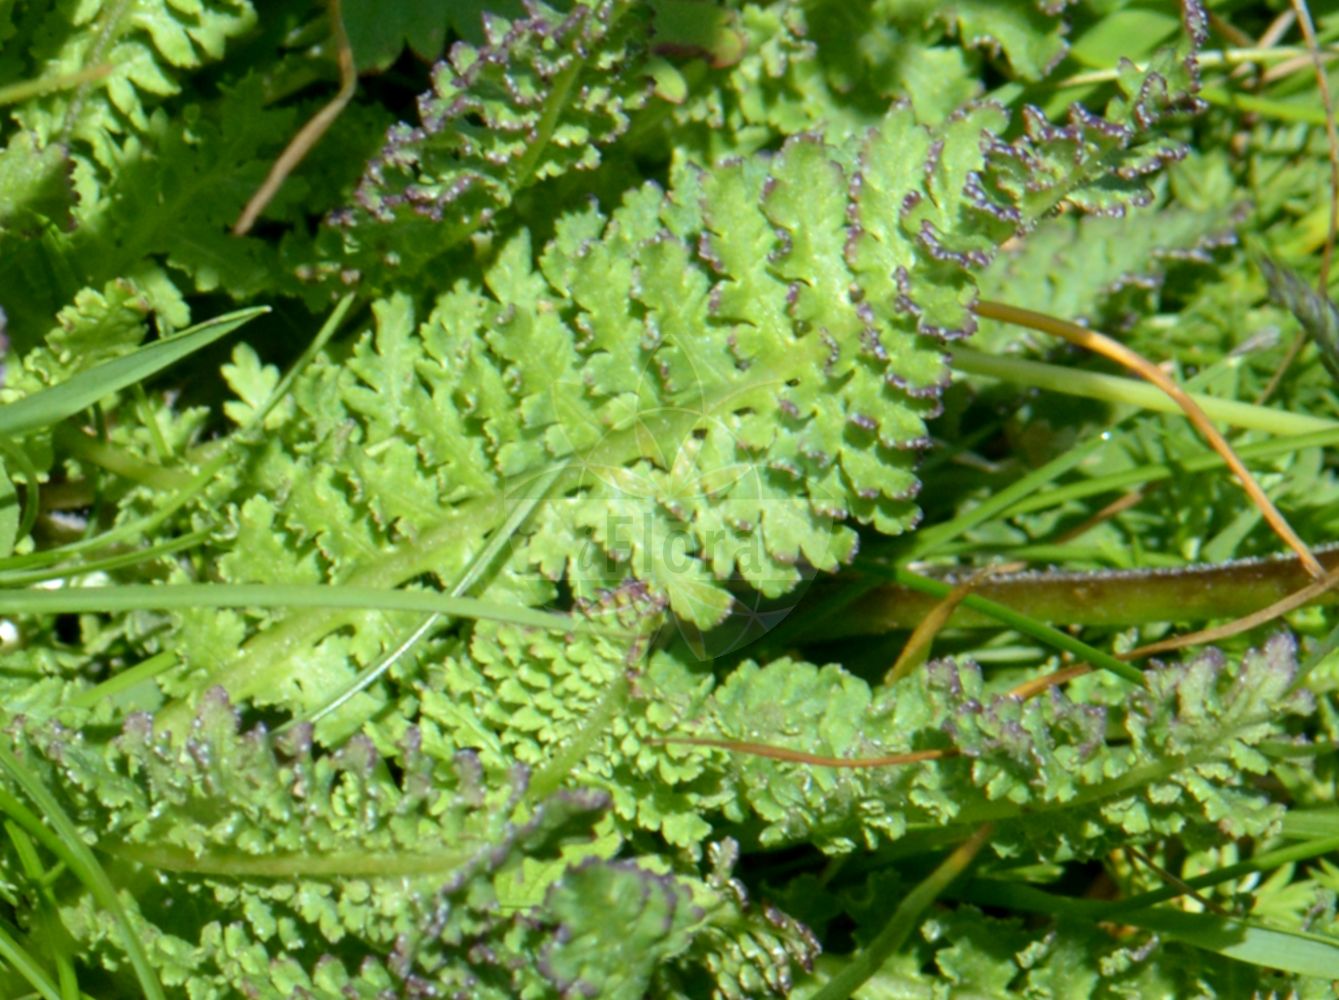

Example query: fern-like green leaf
[332,0,652,282]
[10,687,815,998]
[6,2,1325,995]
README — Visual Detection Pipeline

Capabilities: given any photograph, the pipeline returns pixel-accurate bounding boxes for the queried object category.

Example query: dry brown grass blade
[234,0,357,236]
[884,563,1023,685]
[648,735,952,769]
[1259,325,1310,404]
[1259,9,1299,49]
[1261,51,1338,86]
[974,298,1324,579]
[1206,10,1255,50]
[1051,489,1147,545]
[1124,562,1339,659]
[1005,664,1092,700]
[1125,846,1229,916]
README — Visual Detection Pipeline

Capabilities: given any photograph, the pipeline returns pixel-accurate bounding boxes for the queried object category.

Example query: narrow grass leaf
[951,347,1339,435]
[5,819,80,1000]
[0,583,617,635]
[0,463,15,558]
[1118,907,1339,979]
[0,307,267,438]
[0,743,165,1000]
[862,564,1147,685]
[0,918,62,1000]
[808,825,994,1000]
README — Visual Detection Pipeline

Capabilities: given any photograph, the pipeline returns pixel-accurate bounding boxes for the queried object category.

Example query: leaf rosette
[186,101,1013,731]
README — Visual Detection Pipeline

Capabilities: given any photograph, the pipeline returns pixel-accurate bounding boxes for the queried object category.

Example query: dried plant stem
[884,563,1022,685]
[1006,665,1091,700]
[1259,9,1298,49]
[974,299,1324,579]
[1051,489,1147,544]
[233,0,357,235]
[1207,10,1255,50]
[1262,53,1332,84]
[1125,846,1229,916]
[846,544,1339,631]
[648,735,953,769]
[1125,562,1339,659]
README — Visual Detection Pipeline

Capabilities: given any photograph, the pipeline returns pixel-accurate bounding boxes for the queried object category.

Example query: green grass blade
[907,429,1109,559]
[951,347,1339,435]
[864,565,1147,685]
[0,530,210,587]
[926,348,1338,557]
[807,825,994,1000]
[1102,835,1339,915]
[998,427,1339,520]
[1200,85,1332,126]
[0,439,42,552]
[0,307,267,439]
[0,462,16,560]
[0,297,346,576]
[0,917,62,1000]
[1295,620,1339,687]
[0,743,165,1000]
[0,583,617,635]
[1118,907,1339,979]
[961,872,1339,978]
[66,651,179,712]
[1281,811,1339,840]
[245,294,355,433]
[292,462,567,730]
[6,821,79,1000]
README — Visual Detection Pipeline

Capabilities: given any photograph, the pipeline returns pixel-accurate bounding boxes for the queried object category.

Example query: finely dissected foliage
[16,688,809,1000]
[332,0,654,281]
[1,0,1339,997]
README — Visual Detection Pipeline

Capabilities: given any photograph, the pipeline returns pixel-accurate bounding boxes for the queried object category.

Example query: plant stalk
[836,543,1339,631]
